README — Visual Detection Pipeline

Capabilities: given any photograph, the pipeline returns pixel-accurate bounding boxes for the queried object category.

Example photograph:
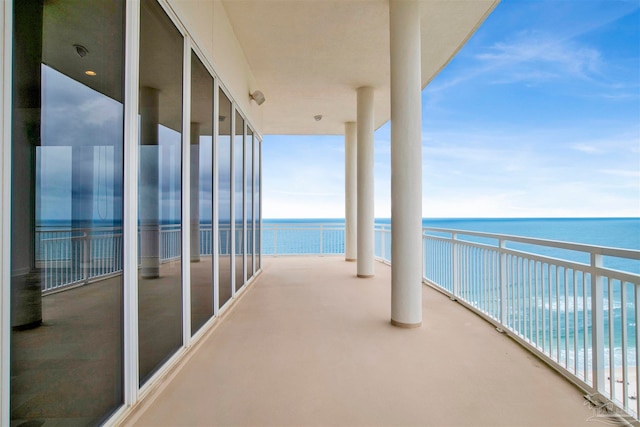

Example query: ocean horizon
[262,217,640,249]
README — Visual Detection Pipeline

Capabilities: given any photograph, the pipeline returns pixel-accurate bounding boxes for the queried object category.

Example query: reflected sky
[37,65,192,225]
[38,65,122,224]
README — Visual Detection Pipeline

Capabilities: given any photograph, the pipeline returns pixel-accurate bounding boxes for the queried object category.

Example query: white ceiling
[222,0,499,135]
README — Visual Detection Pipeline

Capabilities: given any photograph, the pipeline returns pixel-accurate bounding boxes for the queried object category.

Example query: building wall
[170,0,264,135]
[0,1,263,425]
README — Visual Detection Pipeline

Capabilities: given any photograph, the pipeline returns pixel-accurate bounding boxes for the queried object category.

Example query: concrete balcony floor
[125,256,595,427]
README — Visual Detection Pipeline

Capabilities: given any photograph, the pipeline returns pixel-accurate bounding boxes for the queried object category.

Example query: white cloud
[599,169,640,178]
[475,32,602,82]
[571,143,602,154]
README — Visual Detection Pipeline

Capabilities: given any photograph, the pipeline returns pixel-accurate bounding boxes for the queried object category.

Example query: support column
[139,87,160,278]
[11,0,44,329]
[390,0,423,328]
[71,146,94,284]
[344,122,356,262]
[357,87,374,278]
[190,122,201,262]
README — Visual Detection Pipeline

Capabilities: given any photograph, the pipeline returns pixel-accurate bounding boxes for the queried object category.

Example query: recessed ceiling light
[85,70,97,76]
[314,115,323,121]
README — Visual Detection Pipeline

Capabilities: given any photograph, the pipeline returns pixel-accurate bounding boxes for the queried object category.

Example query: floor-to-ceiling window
[6,0,263,422]
[190,51,214,335]
[138,0,183,385]
[246,128,254,280]
[234,111,245,292]
[218,90,233,307]
[10,0,125,424]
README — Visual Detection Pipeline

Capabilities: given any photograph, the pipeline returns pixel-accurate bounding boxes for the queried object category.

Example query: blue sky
[262,0,640,219]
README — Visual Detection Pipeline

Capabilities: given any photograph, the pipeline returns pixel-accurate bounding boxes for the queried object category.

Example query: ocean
[265,217,639,248]
[262,217,639,270]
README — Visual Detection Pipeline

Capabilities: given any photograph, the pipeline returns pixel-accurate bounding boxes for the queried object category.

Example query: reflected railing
[36,224,254,292]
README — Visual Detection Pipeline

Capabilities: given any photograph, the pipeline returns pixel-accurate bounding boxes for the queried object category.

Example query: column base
[345,258,356,262]
[390,319,421,329]
[357,274,374,278]
[11,270,42,329]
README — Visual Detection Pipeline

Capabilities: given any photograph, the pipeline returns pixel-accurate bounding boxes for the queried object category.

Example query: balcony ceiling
[222,0,499,135]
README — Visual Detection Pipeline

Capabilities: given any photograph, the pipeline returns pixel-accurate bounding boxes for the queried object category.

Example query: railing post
[320,224,324,256]
[82,232,90,284]
[452,232,458,297]
[381,227,386,262]
[499,239,508,326]
[421,230,426,280]
[591,253,605,394]
[273,224,277,256]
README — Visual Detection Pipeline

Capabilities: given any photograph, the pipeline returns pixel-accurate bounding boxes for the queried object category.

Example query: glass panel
[246,128,253,280]
[190,52,214,335]
[255,139,261,269]
[234,111,245,292]
[218,90,232,307]
[10,0,125,424]
[138,0,183,385]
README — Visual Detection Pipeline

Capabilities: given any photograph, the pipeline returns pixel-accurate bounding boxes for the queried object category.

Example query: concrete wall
[169,0,264,135]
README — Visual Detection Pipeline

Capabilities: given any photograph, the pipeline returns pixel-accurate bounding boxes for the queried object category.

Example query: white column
[139,87,160,278]
[190,122,201,262]
[10,0,43,329]
[390,0,422,328]
[357,87,374,278]
[344,121,357,262]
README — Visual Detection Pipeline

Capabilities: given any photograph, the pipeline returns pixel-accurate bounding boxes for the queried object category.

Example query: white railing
[37,225,181,292]
[418,227,640,423]
[374,224,392,264]
[36,223,253,292]
[160,224,181,262]
[261,223,345,255]
[37,227,124,292]
[200,224,213,255]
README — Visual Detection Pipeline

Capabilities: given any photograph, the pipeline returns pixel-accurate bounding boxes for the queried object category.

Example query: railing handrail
[262,222,344,228]
[423,226,640,261]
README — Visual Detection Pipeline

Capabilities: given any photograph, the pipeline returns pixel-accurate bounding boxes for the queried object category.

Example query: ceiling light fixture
[85,70,97,76]
[74,44,89,58]
[314,115,323,122]
[250,90,266,106]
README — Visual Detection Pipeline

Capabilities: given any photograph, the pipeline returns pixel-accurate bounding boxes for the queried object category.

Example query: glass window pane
[246,128,253,280]
[234,111,245,292]
[138,0,183,385]
[255,139,261,269]
[190,52,214,335]
[11,0,125,424]
[218,90,232,307]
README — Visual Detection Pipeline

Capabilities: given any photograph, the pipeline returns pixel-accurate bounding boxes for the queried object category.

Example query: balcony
[123,256,599,426]
[25,223,639,425]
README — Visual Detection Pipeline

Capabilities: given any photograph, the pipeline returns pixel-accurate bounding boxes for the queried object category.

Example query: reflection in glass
[10,0,125,424]
[246,128,254,280]
[218,90,233,307]
[138,0,183,385]
[190,52,214,335]
[234,111,245,292]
